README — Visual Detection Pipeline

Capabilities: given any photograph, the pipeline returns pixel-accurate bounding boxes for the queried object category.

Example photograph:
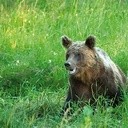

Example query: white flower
[16,60,20,65]
[53,52,57,56]
[48,60,52,63]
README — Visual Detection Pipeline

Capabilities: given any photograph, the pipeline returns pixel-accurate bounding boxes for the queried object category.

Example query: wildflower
[53,52,57,56]
[48,60,52,64]
[16,60,20,65]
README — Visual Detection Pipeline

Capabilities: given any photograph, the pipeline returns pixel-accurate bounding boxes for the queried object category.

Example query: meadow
[0,0,128,127]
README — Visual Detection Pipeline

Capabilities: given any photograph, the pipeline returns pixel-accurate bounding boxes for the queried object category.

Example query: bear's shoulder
[95,47,112,69]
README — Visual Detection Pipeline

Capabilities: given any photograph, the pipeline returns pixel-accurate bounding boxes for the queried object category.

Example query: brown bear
[61,35,127,115]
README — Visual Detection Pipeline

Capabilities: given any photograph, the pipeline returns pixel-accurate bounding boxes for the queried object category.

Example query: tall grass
[0,0,128,127]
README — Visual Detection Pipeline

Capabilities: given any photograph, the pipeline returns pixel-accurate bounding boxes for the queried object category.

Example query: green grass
[0,0,128,127]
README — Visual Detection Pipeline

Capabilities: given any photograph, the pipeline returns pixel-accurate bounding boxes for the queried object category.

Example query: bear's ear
[61,35,72,49]
[85,35,96,49]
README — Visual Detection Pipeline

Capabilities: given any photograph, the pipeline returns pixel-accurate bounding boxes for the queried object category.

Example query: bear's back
[95,47,126,86]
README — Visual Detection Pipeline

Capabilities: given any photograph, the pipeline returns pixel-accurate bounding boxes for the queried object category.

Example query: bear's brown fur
[61,35,127,115]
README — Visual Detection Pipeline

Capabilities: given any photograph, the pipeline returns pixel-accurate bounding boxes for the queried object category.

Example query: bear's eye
[75,53,81,61]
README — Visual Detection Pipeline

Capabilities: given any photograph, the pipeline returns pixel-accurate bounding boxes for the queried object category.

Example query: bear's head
[61,35,103,82]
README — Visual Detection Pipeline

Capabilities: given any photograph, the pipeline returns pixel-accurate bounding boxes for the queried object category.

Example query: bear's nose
[64,62,71,68]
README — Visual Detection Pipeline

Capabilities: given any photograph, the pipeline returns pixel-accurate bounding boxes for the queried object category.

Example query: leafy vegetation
[0,0,128,127]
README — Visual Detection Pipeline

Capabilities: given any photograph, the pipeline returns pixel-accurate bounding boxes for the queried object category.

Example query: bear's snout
[64,62,77,75]
[64,62,73,71]
[64,62,71,68]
